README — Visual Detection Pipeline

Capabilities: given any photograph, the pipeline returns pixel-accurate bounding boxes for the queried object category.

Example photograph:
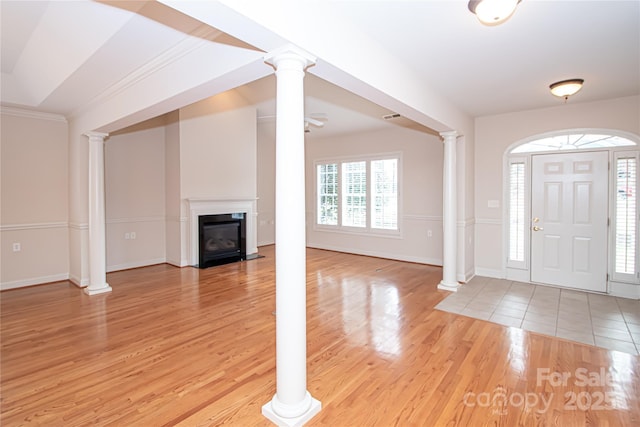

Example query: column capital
[264,44,316,71]
[84,131,109,142]
[439,130,458,141]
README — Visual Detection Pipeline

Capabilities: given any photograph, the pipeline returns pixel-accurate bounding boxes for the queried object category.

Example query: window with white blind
[317,163,338,225]
[613,153,638,282]
[342,161,367,227]
[315,154,400,234]
[507,158,528,269]
[371,159,398,230]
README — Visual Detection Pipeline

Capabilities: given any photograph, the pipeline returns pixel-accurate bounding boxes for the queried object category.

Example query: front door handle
[533,226,544,231]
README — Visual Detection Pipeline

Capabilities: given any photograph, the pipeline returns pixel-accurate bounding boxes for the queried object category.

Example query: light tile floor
[435,276,640,355]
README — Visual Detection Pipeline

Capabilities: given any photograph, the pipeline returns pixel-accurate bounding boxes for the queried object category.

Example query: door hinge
[606,273,609,282]
[607,218,610,227]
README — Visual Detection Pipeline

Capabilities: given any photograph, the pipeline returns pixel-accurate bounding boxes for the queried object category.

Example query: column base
[262,393,321,427]
[84,284,112,296]
[438,280,460,292]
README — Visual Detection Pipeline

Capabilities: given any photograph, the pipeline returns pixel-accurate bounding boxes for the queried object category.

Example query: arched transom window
[511,133,636,153]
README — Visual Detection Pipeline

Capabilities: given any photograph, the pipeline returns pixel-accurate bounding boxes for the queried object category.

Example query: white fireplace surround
[187,198,258,266]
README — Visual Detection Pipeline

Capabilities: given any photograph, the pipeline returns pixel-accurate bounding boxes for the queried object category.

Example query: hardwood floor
[2,246,638,426]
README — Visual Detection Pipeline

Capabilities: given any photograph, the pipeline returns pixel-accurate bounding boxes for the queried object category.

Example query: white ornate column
[84,132,112,296]
[262,45,321,426]
[438,131,460,292]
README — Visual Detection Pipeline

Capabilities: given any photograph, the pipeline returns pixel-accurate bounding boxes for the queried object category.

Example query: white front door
[531,151,609,292]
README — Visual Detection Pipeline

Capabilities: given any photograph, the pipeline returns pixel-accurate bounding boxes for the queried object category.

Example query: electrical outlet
[125,233,130,240]
[130,232,136,239]
[427,229,433,238]
[12,242,21,252]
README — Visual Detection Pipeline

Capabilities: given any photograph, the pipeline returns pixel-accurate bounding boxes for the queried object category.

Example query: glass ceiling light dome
[549,79,585,100]
[468,0,521,26]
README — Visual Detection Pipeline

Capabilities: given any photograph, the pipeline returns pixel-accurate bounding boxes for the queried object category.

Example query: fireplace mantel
[186,198,258,266]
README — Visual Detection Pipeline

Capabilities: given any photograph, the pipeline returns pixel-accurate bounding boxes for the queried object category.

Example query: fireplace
[186,198,257,268]
[198,213,246,268]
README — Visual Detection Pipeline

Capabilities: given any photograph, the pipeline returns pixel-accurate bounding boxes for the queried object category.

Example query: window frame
[314,153,402,238]
[341,160,368,228]
[370,158,399,231]
[506,156,530,270]
[316,163,339,226]
[610,150,640,284]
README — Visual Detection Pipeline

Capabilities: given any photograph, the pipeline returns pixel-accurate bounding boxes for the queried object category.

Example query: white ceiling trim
[0,106,66,122]
[83,53,270,134]
[69,25,224,119]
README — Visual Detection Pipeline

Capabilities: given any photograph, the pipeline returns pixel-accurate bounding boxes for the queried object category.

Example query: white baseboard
[505,268,530,282]
[107,258,166,273]
[258,239,275,247]
[475,267,505,279]
[307,243,442,266]
[609,281,640,300]
[459,267,475,283]
[1,273,70,291]
[165,257,183,267]
[69,274,88,288]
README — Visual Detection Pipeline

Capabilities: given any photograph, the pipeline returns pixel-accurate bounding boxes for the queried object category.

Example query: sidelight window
[508,160,526,265]
[613,152,638,281]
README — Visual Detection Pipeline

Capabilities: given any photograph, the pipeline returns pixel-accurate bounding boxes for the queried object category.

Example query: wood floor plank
[2,246,638,426]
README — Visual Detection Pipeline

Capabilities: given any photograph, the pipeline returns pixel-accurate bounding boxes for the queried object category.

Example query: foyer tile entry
[435,276,640,356]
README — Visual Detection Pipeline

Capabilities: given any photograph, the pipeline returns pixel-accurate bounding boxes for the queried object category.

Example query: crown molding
[68,24,221,120]
[0,106,67,122]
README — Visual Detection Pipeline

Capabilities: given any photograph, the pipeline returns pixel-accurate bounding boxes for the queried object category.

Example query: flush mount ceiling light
[549,79,585,100]
[468,0,521,26]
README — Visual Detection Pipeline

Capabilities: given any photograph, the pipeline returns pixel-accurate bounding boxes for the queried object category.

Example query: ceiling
[1,0,638,137]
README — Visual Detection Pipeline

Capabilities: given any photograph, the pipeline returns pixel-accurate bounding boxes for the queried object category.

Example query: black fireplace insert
[198,213,246,268]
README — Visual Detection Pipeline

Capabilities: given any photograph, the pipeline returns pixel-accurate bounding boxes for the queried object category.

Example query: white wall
[461,133,476,281]
[257,121,276,246]
[179,93,257,201]
[304,126,444,264]
[105,117,167,272]
[164,111,183,266]
[474,95,640,277]
[0,109,70,289]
